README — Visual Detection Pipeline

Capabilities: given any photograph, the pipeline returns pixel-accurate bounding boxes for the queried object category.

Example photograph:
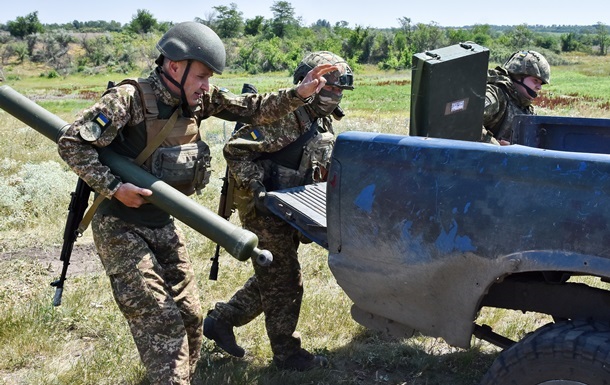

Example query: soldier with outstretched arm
[204,51,355,371]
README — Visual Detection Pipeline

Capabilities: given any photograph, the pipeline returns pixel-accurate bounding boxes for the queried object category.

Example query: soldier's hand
[296,63,338,99]
[249,180,272,217]
[113,183,153,208]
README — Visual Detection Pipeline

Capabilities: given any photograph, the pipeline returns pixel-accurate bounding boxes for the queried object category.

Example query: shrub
[0,161,74,231]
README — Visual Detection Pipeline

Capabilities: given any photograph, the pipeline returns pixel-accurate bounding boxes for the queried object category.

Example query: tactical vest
[263,107,335,190]
[117,78,211,195]
[485,72,534,143]
[487,93,533,142]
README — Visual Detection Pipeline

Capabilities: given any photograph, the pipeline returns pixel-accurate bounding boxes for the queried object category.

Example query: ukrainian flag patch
[249,128,262,140]
[94,112,111,128]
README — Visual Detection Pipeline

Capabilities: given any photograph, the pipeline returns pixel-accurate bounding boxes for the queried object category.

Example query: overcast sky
[1,0,607,28]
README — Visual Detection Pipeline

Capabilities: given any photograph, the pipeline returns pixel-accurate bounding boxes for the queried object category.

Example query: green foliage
[269,1,300,38]
[128,9,158,34]
[1,40,28,63]
[411,22,447,53]
[2,6,609,78]
[6,11,44,38]
[594,22,609,55]
[244,15,265,36]
[446,28,474,45]
[31,31,75,74]
[45,20,123,33]
[343,26,371,64]
[212,3,244,38]
[505,24,535,49]
[81,34,114,66]
[0,161,75,231]
[44,70,59,78]
[234,36,302,74]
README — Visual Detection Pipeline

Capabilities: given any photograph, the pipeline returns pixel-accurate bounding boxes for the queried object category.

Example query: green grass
[549,68,610,101]
[1,59,610,384]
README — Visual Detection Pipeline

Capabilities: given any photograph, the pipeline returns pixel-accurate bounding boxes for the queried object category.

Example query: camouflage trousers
[92,213,203,385]
[208,213,304,361]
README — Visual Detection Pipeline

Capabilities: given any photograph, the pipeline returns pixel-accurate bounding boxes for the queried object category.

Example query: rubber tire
[479,319,610,385]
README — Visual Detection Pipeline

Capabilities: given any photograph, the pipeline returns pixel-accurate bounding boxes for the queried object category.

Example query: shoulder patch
[79,112,112,142]
[94,112,111,128]
[240,127,263,141]
[219,87,230,93]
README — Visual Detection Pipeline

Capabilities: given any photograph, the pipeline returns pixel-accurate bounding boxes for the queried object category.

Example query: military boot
[273,348,329,371]
[203,317,245,358]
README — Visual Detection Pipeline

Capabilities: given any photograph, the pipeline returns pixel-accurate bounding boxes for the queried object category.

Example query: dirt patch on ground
[0,242,103,277]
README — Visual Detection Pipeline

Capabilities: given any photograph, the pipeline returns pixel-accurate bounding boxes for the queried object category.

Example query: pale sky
[1,0,607,28]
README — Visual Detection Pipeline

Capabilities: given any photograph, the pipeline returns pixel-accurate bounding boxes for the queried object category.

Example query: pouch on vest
[299,131,334,184]
[270,163,304,190]
[269,131,334,189]
[150,141,211,196]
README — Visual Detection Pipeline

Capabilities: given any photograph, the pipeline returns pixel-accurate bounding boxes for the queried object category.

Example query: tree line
[0,2,608,78]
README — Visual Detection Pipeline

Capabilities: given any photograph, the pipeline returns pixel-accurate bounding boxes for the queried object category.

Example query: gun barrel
[0,85,271,264]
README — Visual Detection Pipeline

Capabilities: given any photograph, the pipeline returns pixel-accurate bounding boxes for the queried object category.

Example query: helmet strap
[178,60,193,117]
[513,77,538,98]
[158,60,194,117]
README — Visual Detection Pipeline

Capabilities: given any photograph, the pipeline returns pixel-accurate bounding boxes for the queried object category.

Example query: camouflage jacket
[483,67,534,142]
[58,69,307,203]
[223,107,333,189]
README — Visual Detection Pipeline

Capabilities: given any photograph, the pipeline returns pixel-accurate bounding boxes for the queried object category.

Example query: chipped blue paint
[435,219,477,253]
[579,161,587,171]
[401,220,413,238]
[355,184,375,213]
[567,161,587,175]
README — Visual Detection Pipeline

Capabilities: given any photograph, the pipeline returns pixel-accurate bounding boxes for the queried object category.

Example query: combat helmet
[293,51,354,90]
[503,50,550,85]
[156,21,226,74]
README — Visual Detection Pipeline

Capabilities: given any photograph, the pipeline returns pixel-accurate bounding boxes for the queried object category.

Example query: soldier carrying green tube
[0,20,339,385]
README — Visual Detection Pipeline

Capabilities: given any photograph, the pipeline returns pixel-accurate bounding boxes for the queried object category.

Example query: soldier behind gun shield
[482,50,551,145]
[204,51,354,371]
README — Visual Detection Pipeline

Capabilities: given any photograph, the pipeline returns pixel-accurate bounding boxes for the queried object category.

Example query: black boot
[203,317,245,358]
[273,348,328,371]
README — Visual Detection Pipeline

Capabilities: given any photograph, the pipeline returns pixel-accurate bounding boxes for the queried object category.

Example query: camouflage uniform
[57,68,308,384]
[209,110,335,361]
[482,66,534,143]
[206,51,354,368]
[482,50,550,144]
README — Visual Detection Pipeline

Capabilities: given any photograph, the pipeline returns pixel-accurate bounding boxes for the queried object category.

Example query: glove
[249,180,272,217]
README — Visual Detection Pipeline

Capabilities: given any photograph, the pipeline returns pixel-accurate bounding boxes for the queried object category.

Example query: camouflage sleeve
[57,84,142,198]
[483,84,507,132]
[223,113,303,188]
[203,86,307,125]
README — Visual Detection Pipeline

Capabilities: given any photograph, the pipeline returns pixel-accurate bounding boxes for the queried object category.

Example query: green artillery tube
[0,85,272,266]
